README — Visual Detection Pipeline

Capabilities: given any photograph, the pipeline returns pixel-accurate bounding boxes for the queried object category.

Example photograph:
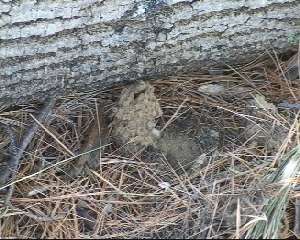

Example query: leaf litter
[0,51,299,238]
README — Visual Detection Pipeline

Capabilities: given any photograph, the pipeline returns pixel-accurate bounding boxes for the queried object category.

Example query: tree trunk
[0,0,299,105]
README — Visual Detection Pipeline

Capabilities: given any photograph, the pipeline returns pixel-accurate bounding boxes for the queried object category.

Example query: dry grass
[0,49,299,239]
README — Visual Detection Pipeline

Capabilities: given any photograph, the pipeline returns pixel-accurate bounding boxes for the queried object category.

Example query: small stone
[103,203,113,215]
[254,94,277,113]
[151,128,161,138]
[195,153,207,166]
[27,186,49,196]
[198,83,225,95]
[208,68,224,76]
[158,181,171,190]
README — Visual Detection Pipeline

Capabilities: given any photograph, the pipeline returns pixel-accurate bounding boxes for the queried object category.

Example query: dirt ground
[0,50,299,238]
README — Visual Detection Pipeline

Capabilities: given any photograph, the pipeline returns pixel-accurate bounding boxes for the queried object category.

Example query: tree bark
[0,0,300,105]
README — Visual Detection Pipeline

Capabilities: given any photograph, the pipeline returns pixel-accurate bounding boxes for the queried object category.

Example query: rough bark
[0,0,300,105]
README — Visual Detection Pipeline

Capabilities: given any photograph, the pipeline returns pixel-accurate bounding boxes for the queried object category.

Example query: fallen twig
[0,125,18,189]
[278,101,300,110]
[295,198,300,238]
[1,97,56,204]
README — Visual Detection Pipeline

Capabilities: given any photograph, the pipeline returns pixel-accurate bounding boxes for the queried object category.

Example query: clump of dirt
[111,81,162,152]
[110,81,221,172]
[243,95,289,153]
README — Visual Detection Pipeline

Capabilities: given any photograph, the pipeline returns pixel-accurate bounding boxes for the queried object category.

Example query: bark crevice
[0,0,299,105]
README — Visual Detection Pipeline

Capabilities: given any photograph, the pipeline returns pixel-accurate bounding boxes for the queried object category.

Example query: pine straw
[0,50,299,239]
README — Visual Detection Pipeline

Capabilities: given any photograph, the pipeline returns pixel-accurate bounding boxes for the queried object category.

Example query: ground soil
[0,51,299,238]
